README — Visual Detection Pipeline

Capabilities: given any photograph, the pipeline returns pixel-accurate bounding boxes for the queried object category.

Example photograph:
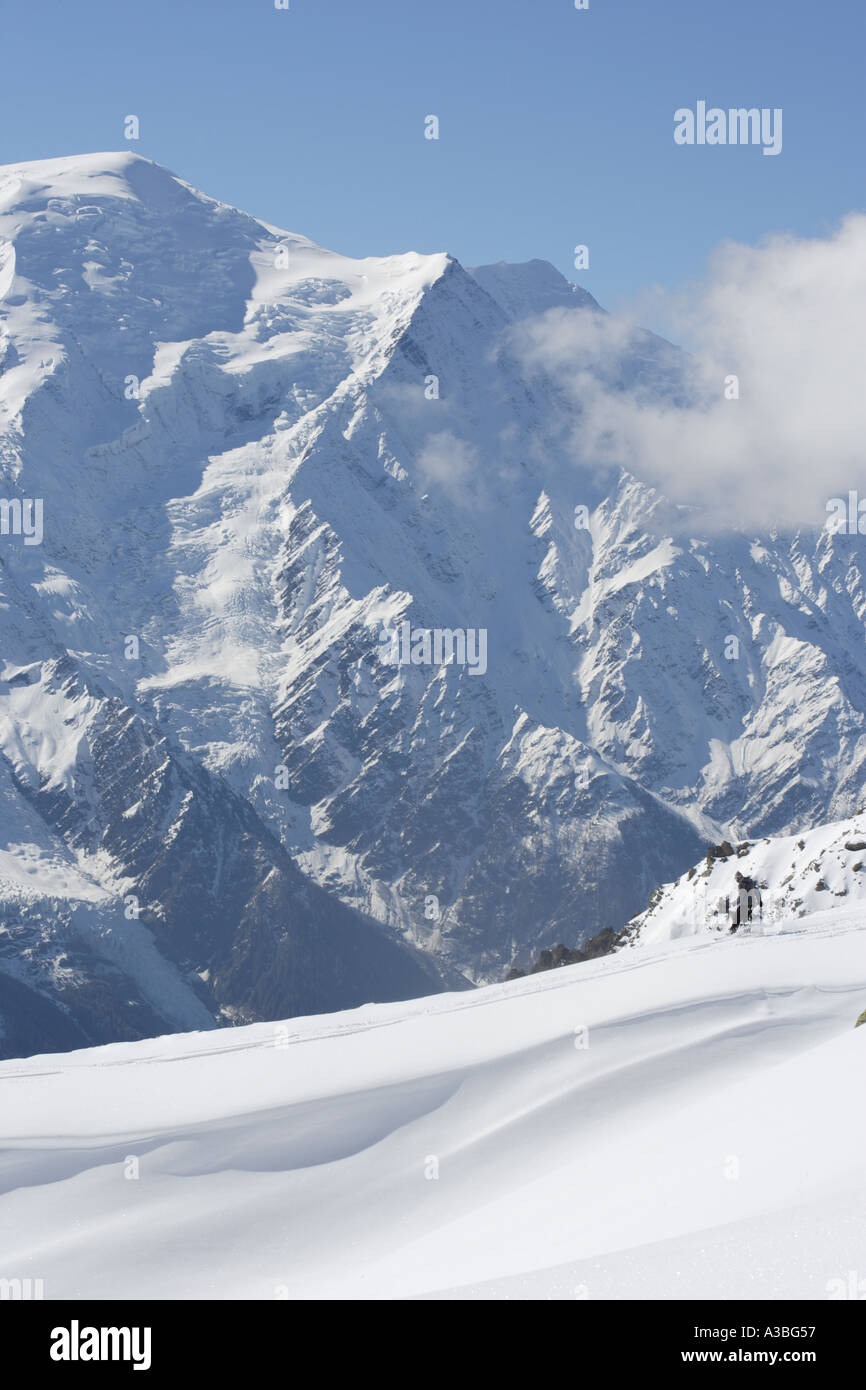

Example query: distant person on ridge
[726,870,762,932]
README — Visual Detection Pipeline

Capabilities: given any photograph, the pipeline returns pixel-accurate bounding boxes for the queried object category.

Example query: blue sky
[3,0,863,320]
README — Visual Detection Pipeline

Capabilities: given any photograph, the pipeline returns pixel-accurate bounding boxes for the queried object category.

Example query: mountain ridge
[1,152,864,1057]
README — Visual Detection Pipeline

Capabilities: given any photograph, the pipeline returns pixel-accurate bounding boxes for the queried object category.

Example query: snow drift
[1,879,863,1299]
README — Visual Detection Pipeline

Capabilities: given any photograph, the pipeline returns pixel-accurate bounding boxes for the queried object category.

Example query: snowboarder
[725,870,762,932]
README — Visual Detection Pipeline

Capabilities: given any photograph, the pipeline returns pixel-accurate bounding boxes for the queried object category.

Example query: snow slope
[1,897,864,1300]
[626,809,866,946]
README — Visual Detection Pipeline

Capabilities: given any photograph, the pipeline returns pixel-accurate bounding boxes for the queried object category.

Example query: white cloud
[514,215,866,530]
[416,429,480,498]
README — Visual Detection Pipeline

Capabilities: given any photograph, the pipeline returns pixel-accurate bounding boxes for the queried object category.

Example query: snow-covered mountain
[625,812,866,946]
[1,151,865,1058]
[2,884,864,1299]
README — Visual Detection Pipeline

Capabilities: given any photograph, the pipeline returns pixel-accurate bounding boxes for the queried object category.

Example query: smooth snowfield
[1,909,864,1300]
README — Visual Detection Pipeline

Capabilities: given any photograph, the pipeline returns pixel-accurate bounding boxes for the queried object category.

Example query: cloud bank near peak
[513,214,866,532]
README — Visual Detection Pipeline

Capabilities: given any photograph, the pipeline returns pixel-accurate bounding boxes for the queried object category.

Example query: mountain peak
[1,154,865,1066]
[468,258,601,320]
[0,150,194,209]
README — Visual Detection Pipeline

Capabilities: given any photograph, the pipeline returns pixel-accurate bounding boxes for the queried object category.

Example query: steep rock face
[0,152,863,1054]
[0,651,450,1056]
